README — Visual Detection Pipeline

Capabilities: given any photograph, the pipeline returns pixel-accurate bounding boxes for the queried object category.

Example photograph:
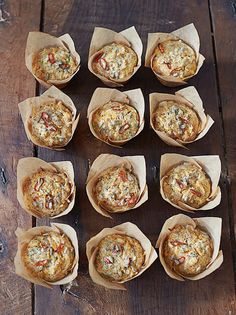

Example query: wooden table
[0,1,236,314]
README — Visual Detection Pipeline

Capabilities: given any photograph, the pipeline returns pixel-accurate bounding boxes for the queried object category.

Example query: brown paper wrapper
[160,154,221,212]
[150,86,214,148]
[14,223,79,288]
[25,32,81,89]
[145,23,205,87]
[88,26,142,87]
[86,154,148,218]
[17,157,76,219]
[87,88,145,147]
[18,86,80,150]
[86,222,158,290]
[156,214,223,281]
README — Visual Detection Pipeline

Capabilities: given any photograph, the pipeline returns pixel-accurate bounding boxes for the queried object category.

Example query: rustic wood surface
[0,0,235,314]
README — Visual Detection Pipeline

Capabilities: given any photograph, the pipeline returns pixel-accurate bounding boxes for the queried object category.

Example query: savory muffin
[92,43,138,80]
[151,40,197,79]
[95,234,145,281]
[92,101,139,143]
[22,231,75,282]
[28,99,73,148]
[22,168,73,217]
[93,164,140,212]
[32,46,78,82]
[163,224,213,277]
[162,162,211,208]
[152,100,201,142]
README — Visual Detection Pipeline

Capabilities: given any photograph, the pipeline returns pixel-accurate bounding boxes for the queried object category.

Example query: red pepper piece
[178,256,185,264]
[48,53,55,64]
[119,123,130,134]
[47,125,57,131]
[190,189,202,197]
[59,63,70,70]
[104,257,113,264]
[41,112,49,121]
[99,58,107,70]
[55,243,64,253]
[127,194,137,206]
[119,169,128,182]
[94,52,103,63]
[158,43,165,53]
[176,179,185,189]
[179,117,189,124]
[34,178,44,191]
[171,240,187,246]
[111,105,124,111]
[35,259,48,266]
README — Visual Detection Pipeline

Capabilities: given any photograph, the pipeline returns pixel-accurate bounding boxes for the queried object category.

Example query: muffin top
[153,100,201,142]
[92,43,138,80]
[163,224,213,277]
[92,101,140,143]
[22,168,73,217]
[95,234,145,282]
[28,99,73,148]
[23,231,75,282]
[152,39,197,79]
[162,161,211,208]
[32,46,78,81]
[93,163,140,212]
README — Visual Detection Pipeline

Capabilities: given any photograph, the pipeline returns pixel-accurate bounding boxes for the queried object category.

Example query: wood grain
[31,1,236,315]
[0,1,41,315]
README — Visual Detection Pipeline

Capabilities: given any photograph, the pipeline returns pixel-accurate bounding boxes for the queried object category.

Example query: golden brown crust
[32,46,78,82]
[92,43,138,81]
[93,163,140,213]
[95,234,145,282]
[151,39,197,79]
[22,168,73,217]
[91,101,139,143]
[22,230,75,282]
[152,100,201,142]
[28,100,73,148]
[162,162,211,209]
[163,224,213,277]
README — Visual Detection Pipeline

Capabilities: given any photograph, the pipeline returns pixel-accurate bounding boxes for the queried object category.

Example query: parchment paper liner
[160,154,221,212]
[156,214,223,281]
[150,86,214,148]
[87,88,145,147]
[145,23,205,87]
[88,26,142,87]
[86,222,158,290]
[18,86,80,150]
[14,223,79,288]
[17,157,76,219]
[86,154,148,218]
[25,32,81,89]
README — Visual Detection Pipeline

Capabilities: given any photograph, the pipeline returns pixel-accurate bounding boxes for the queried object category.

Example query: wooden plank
[34,1,236,314]
[209,0,236,263]
[0,1,41,315]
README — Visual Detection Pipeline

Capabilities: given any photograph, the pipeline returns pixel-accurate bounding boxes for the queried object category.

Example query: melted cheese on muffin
[28,100,73,148]
[162,162,211,208]
[22,169,72,217]
[152,40,197,79]
[92,43,138,80]
[23,231,75,282]
[32,46,78,81]
[95,234,145,281]
[153,100,201,142]
[163,224,213,276]
[93,164,140,212]
[92,101,139,143]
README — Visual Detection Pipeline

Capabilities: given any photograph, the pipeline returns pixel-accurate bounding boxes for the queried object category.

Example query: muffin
[32,46,78,82]
[93,163,140,212]
[152,100,201,142]
[28,99,73,148]
[22,230,75,282]
[163,224,213,277]
[91,101,140,143]
[151,39,197,79]
[22,168,73,217]
[162,162,211,208]
[95,234,145,282]
[92,43,138,81]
